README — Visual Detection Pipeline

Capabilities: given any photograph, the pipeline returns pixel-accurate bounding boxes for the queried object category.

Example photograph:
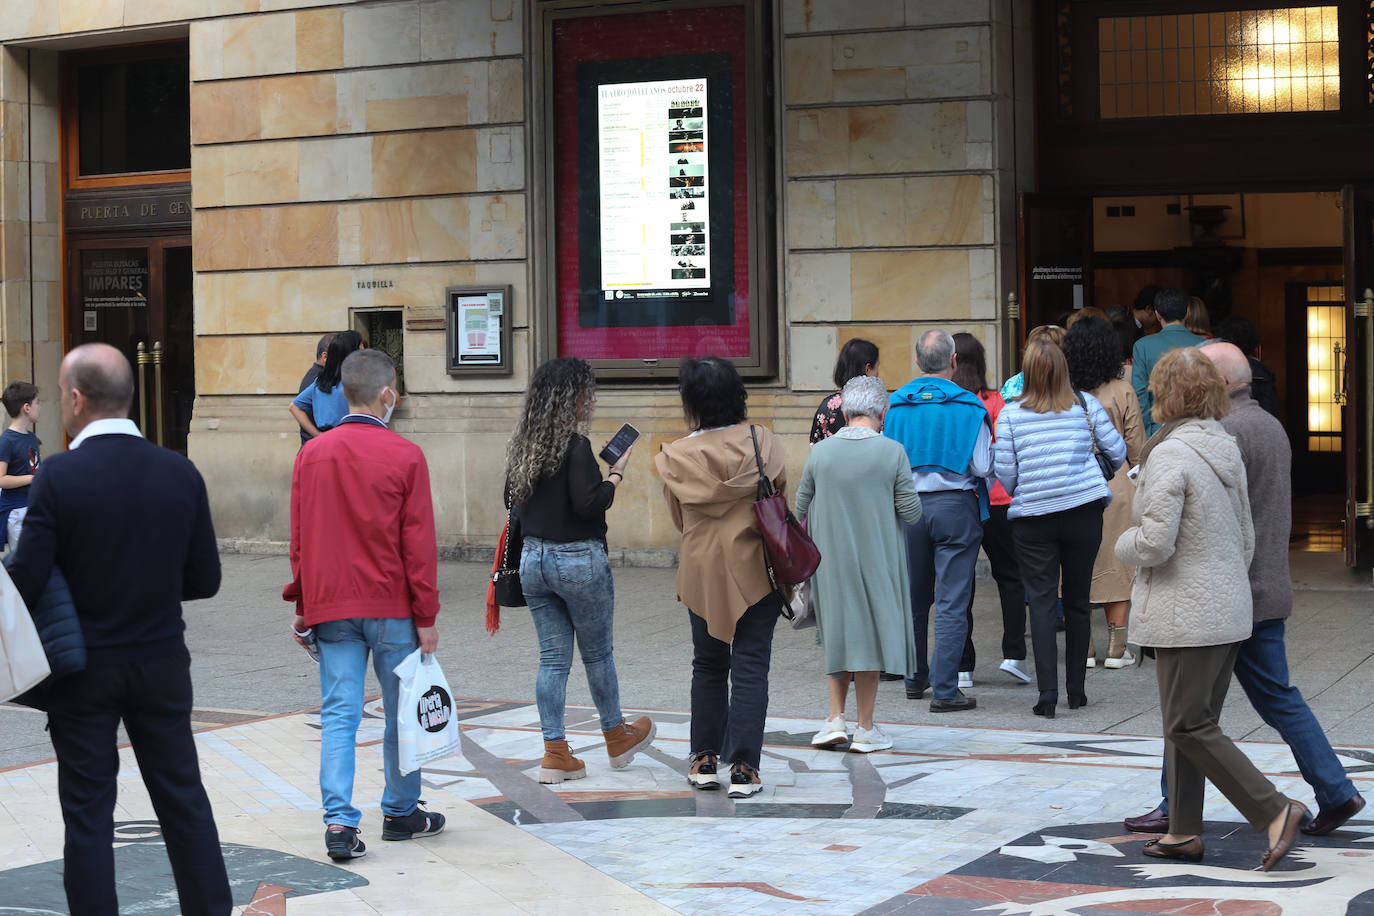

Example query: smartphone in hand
[599,423,640,464]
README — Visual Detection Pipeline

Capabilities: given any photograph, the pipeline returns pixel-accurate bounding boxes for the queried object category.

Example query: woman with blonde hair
[993,338,1126,718]
[1000,324,1067,401]
[505,357,655,784]
[1184,296,1212,338]
[1116,347,1305,868]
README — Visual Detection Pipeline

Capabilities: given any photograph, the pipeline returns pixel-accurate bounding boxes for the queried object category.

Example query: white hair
[840,375,889,421]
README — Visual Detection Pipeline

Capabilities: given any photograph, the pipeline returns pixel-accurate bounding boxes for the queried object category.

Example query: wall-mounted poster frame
[445,285,514,376]
[532,0,777,379]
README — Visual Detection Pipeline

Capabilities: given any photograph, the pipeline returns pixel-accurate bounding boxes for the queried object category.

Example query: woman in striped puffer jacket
[993,337,1126,720]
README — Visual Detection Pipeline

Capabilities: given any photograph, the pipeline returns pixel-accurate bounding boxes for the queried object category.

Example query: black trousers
[982,503,1028,661]
[1010,502,1103,706]
[46,650,232,916]
[689,594,781,770]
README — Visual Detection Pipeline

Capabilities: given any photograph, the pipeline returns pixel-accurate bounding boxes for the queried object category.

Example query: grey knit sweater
[1222,387,1293,623]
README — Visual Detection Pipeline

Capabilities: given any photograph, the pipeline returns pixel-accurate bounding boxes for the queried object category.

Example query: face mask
[381,388,398,425]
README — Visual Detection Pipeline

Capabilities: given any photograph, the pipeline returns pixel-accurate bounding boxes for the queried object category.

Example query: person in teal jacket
[884,330,992,713]
[1132,287,1206,436]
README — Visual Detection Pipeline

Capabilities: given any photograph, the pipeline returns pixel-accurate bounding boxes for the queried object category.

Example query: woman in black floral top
[809,339,880,443]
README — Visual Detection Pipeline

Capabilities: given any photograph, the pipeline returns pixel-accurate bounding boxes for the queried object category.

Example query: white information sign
[455,295,501,365]
[597,79,709,299]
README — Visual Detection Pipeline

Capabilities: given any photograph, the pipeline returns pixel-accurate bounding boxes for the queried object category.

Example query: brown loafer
[1124,804,1170,834]
[1301,792,1365,836]
[1142,836,1203,863]
[1261,800,1309,871]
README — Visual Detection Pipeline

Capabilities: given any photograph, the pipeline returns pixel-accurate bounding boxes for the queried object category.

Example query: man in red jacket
[284,348,444,862]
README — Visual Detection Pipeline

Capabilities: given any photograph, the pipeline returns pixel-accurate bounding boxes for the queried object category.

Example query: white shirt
[69,417,143,450]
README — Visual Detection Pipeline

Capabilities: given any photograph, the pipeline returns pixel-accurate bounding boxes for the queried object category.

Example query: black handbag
[492,508,526,607]
[1075,391,1116,482]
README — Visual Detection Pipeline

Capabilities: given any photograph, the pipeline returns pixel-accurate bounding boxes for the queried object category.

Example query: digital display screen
[597,78,711,301]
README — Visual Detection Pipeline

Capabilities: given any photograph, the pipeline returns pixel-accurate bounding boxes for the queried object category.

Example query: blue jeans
[1156,619,1356,815]
[316,617,421,827]
[521,537,624,741]
[905,491,983,700]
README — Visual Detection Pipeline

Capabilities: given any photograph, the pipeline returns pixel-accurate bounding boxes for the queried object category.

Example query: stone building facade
[0,0,1025,556]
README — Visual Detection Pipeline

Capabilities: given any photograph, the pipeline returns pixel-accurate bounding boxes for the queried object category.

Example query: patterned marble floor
[1,696,1370,915]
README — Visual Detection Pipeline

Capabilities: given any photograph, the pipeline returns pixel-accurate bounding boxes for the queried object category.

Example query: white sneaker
[999,658,1031,683]
[1103,649,1135,669]
[811,716,848,749]
[957,671,973,689]
[1086,655,1096,668]
[848,725,893,753]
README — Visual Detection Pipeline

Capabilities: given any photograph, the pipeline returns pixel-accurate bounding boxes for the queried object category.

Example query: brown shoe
[1124,804,1170,834]
[604,715,656,768]
[1301,792,1365,836]
[1142,836,1204,863]
[538,739,586,784]
[1261,799,1310,871]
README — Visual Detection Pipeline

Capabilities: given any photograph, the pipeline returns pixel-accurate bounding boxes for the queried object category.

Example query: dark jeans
[1156,619,1358,816]
[688,593,781,769]
[46,651,232,916]
[1011,502,1103,706]
[982,503,1027,661]
[905,490,983,700]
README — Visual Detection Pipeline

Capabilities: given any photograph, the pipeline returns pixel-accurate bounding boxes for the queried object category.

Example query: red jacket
[284,417,440,628]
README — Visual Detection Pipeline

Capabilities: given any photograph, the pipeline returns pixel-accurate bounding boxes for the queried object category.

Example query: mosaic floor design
[422,698,1374,915]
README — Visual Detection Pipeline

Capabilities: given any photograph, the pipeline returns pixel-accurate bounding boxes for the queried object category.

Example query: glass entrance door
[67,235,194,453]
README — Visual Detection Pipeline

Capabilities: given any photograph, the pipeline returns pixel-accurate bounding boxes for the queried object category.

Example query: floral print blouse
[809,391,844,444]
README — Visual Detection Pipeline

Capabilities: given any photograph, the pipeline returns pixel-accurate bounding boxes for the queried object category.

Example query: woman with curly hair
[1063,316,1146,668]
[505,357,655,784]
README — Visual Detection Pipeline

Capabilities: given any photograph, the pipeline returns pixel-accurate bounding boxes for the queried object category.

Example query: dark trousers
[1010,502,1103,706]
[688,594,780,769]
[1156,643,1287,835]
[46,651,232,916]
[982,503,1027,661]
[905,490,983,700]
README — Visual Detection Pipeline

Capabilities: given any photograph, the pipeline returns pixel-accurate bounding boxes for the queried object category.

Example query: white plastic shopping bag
[6,507,26,551]
[0,561,49,702]
[393,649,466,775]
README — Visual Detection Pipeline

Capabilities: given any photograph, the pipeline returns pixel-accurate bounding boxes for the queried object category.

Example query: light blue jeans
[520,537,624,741]
[316,617,421,827]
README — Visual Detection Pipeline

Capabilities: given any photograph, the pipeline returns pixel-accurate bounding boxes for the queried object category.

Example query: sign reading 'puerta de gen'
[64,184,192,233]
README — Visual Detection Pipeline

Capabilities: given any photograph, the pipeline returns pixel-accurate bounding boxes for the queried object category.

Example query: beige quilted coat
[1114,419,1255,649]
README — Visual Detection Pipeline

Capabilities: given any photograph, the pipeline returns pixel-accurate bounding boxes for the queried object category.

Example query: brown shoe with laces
[537,739,586,784]
[604,715,656,768]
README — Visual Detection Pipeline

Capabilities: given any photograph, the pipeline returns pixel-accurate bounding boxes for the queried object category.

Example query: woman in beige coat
[1115,348,1305,870]
[656,357,786,800]
[1064,316,1146,667]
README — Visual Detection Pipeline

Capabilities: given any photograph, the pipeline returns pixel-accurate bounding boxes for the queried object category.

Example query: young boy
[0,380,41,551]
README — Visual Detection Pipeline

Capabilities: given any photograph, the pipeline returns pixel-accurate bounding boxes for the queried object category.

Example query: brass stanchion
[152,341,165,447]
[136,341,150,437]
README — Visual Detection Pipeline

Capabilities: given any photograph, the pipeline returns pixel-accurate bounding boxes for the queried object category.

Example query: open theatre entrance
[1020,189,1366,562]
[61,43,194,453]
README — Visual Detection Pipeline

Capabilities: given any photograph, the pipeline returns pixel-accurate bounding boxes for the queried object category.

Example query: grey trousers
[905,490,982,701]
[1156,643,1287,835]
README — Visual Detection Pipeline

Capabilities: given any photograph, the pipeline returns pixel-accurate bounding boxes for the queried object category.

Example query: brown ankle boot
[538,740,586,784]
[604,715,656,768]
[1104,623,1135,669]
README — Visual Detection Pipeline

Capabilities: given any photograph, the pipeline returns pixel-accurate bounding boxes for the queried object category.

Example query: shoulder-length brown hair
[1149,347,1230,423]
[1020,338,1075,413]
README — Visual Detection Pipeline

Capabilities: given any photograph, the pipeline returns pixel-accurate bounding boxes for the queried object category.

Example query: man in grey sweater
[1123,342,1364,837]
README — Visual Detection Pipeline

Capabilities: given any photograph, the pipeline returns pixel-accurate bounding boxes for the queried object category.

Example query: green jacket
[1132,323,1206,436]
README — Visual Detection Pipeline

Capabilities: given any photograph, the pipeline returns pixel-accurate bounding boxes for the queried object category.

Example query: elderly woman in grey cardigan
[1115,347,1305,871]
[795,375,922,754]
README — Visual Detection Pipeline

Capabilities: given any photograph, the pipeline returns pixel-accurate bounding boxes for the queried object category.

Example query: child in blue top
[289,330,363,439]
[0,380,41,550]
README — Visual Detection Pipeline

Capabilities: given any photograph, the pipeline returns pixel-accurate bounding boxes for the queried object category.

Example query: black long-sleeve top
[513,434,615,543]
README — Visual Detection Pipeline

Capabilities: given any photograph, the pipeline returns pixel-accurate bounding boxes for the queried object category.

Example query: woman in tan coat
[1064,316,1146,667]
[656,357,787,799]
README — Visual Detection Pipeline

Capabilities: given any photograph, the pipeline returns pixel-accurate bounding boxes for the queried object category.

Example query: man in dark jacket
[8,343,231,916]
[1215,316,1280,417]
[1123,342,1364,837]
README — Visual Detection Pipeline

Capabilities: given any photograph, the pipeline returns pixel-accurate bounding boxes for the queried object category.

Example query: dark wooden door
[1340,186,1374,568]
[1017,194,1093,350]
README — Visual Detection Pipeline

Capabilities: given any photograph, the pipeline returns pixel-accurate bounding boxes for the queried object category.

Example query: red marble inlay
[824,844,860,852]
[907,874,1128,903]
[553,790,694,803]
[685,882,814,901]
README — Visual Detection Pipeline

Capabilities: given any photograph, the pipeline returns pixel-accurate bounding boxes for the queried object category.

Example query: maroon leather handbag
[749,426,821,586]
